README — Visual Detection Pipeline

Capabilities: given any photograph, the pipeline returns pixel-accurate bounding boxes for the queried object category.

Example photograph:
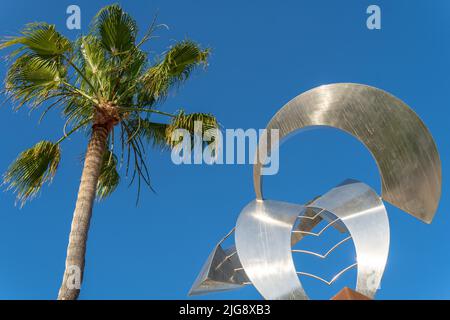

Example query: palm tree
[0,4,218,300]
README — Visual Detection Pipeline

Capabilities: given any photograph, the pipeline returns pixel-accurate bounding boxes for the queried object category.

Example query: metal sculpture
[190,83,441,300]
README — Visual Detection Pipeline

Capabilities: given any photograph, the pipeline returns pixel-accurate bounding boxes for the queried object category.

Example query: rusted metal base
[331,287,371,300]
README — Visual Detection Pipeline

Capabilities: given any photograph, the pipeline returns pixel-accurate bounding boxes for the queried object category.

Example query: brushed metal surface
[190,83,439,299]
[189,229,250,296]
[307,179,389,298]
[254,83,441,223]
[234,200,309,300]
[232,180,388,300]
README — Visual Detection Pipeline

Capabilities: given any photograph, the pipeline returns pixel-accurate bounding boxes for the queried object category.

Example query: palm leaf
[5,53,64,109]
[0,22,71,57]
[0,22,79,112]
[91,4,138,55]
[76,35,110,94]
[108,47,147,104]
[3,141,61,204]
[127,116,169,149]
[141,41,209,102]
[61,95,94,134]
[166,110,218,147]
[96,149,120,199]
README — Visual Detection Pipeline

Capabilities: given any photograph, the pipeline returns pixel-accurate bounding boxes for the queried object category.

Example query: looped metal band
[253,83,441,223]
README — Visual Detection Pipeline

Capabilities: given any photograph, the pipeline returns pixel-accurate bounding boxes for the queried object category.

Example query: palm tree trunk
[57,124,109,300]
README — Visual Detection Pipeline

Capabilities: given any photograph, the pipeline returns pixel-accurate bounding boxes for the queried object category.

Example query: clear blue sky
[0,0,449,299]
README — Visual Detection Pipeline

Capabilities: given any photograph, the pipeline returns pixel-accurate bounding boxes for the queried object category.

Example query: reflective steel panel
[191,180,389,299]
[307,179,389,298]
[189,230,249,296]
[235,200,308,300]
[254,83,441,223]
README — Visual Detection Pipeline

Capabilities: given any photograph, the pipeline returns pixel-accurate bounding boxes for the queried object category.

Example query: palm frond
[75,30,147,104]
[0,22,93,114]
[96,149,120,199]
[76,35,111,95]
[119,120,154,203]
[91,4,138,55]
[61,95,94,134]
[0,22,71,57]
[166,110,218,147]
[127,116,169,149]
[3,141,61,204]
[140,40,209,102]
[109,47,147,104]
[5,53,65,109]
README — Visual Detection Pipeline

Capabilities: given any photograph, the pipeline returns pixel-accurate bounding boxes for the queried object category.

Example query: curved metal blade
[254,83,441,223]
[188,243,249,296]
[308,179,389,298]
[235,200,309,300]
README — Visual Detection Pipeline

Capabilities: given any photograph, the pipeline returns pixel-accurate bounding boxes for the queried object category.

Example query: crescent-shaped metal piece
[254,83,441,223]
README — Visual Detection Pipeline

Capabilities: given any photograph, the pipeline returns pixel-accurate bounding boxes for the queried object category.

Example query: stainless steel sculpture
[190,83,441,300]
